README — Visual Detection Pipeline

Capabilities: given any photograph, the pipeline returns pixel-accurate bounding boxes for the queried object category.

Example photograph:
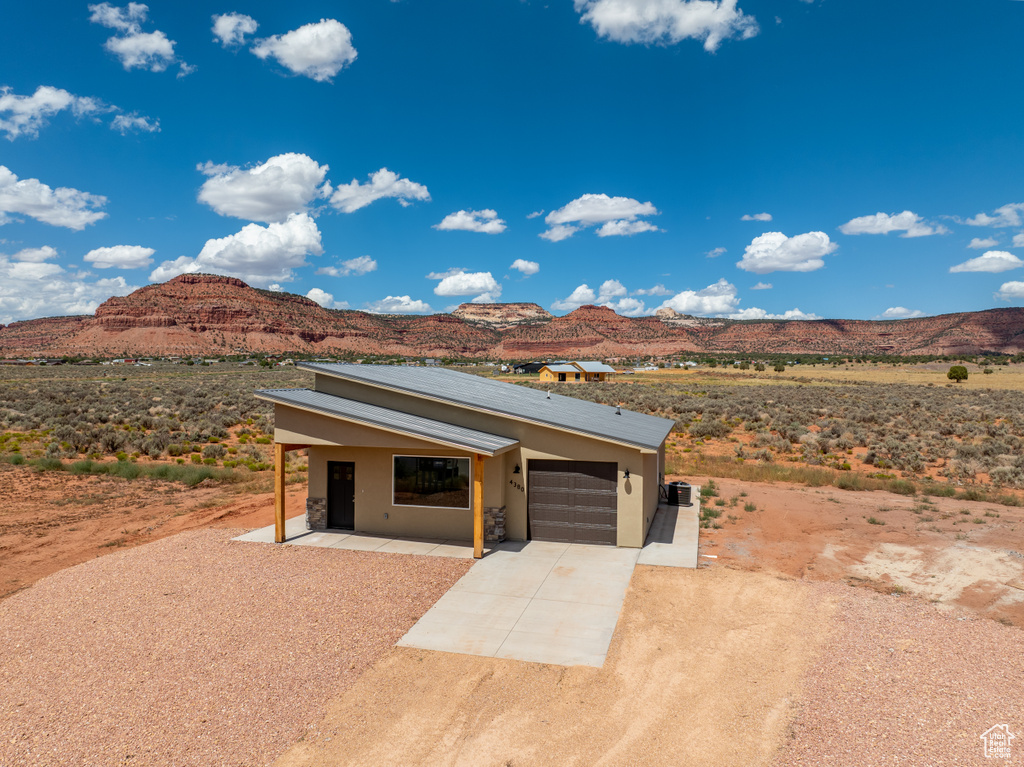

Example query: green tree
[773,362,786,373]
[947,365,969,383]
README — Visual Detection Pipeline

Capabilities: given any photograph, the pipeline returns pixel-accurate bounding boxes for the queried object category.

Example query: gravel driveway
[0,528,471,767]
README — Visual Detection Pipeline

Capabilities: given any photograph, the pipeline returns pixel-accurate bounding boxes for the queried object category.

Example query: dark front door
[528,460,617,545]
[327,461,355,530]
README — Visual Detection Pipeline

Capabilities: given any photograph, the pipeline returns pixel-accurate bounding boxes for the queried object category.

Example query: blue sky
[2,0,1024,324]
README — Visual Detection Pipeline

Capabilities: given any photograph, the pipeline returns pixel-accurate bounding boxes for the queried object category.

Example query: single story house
[256,363,674,557]
[538,361,617,383]
[512,362,556,375]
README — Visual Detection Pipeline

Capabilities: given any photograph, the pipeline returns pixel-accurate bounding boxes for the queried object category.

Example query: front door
[327,461,355,530]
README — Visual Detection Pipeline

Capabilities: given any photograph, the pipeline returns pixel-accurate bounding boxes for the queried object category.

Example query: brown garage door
[528,460,617,546]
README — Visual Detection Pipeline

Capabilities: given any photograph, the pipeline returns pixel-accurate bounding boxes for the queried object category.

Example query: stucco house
[256,363,674,557]
[538,361,617,383]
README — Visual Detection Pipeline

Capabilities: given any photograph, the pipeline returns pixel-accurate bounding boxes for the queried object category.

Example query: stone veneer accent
[306,497,327,530]
[484,505,506,543]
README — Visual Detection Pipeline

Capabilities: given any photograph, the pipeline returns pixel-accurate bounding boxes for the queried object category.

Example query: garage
[527,460,617,545]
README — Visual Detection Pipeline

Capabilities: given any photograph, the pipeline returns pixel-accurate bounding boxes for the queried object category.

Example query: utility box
[667,481,692,506]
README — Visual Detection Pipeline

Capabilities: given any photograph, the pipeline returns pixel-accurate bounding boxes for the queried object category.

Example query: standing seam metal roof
[255,388,519,456]
[298,363,674,451]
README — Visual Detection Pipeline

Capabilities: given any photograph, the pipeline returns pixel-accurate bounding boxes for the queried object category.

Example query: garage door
[528,460,617,546]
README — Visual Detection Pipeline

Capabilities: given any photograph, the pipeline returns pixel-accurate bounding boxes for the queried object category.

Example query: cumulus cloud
[574,0,759,52]
[431,269,502,300]
[89,2,190,75]
[0,253,137,324]
[729,307,820,320]
[330,168,430,213]
[510,258,539,276]
[658,277,741,315]
[750,281,772,290]
[1014,233,1024,248]
[741,212,772,222]
[305,288,348,310]
[434,209,507,234]
[252,19,357,82]
[706,246,726,258]
[83,245,155,269]
[0,86,103,140]
[148,212,322,287]
[968,237,999,250]
[965,203,1024,228]
[541,193,660,241]
[0,166,107,230]
[6,246,58,262]
[316,255,377,277]
[737,231,837,274]
[197,153,330,223]
[635,284,672,296]
[110,112,159,134]
[526,210,544,219]
[949,250,1024,274]
[365,295,433,314]
[876,306,924,319]
[551,284,597,312]
[212,12,258,47]
[838,210,948,238]
[995,282,1024,301]
[551,279,650,313]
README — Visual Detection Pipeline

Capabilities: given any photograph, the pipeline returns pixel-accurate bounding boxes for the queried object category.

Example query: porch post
[473,453,484,559]
[274,442,286,543]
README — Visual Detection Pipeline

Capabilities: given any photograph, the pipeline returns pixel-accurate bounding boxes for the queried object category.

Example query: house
[512,362,551,375]
[538,361,617,383]
[256,363,674,557]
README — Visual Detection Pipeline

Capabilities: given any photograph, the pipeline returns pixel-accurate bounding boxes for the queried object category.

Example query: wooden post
[473,453,484,559]
[274,442,286,543]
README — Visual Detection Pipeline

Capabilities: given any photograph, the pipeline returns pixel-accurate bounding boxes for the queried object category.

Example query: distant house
[512,362,551,375]
[539,361,617,383]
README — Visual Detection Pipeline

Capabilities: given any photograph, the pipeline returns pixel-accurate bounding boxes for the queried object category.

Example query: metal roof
[297,363,675,451]
[255,388,519,456]
[573,361,617,373]
[542,364,580,373]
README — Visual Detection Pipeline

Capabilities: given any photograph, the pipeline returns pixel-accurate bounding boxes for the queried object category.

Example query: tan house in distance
[256,364,673,557]
[538,361,617,383]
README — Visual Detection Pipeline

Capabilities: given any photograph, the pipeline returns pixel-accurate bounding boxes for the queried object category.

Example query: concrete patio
[233,493,700,668]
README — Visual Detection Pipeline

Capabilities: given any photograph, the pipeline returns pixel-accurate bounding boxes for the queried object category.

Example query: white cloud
[995,282,1024,301]
[84,245,155,269]
[89,3,189,75]
[526,210,544,219]
[110,112,159,135]
[634,284,671,296]
[1014,233,1024,248]
[968,237,999,250]
[741,212,772,222]
[838,210,948,238]
[197,153,330,223]
[251,19,357,82]
[597,279,627,301]
[0,86,103,140]
[551,284,598,312]
[949,250,1024,274]
[6,246,58,262]
[148,212,322,287]
[729,307,820,320]
[876,306,924,319]
[510,258,539,276]
[574,0,759,52]
[316,255,377,277]
[329,167,430,213]
[0,253,137,324]
[658,278,741,315]
[432,270,501,299]
[365,295,433,314]
[603,297,653,316]
[0,166,107,230]
[305,288,348,310]
[212,13,258,47]
[737,231,837,274]
[706,246,726,258]
[965,203,1024,228]
[541,193,660,241]
[434,209,507,234]
[750,281,772,290]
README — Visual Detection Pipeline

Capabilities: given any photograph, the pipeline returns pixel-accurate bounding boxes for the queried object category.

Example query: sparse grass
[6,455,248,486]
[866,516,886,525]
[743,502,756,512]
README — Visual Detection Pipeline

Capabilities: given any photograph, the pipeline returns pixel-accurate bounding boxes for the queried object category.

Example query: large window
[393,455,471,508]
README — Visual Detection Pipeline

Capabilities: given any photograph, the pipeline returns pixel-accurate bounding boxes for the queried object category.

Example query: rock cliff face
[1,274,1023,358]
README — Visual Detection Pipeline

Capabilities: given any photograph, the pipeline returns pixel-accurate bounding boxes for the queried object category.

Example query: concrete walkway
[233,497,699,668]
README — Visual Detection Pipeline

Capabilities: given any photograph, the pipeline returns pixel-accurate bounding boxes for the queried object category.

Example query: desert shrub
[167,444,184,457]
[202,444,226,459]
[689,420,731,439]
[35,457,65,472]
[887,479,916,495]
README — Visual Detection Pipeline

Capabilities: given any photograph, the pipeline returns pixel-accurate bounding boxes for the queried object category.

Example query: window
[393,455,470,508]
